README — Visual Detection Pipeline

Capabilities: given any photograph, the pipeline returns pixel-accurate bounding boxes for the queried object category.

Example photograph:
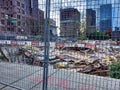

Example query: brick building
[0,6,6,34]
[0,0,44,36]
[0,0,26,35]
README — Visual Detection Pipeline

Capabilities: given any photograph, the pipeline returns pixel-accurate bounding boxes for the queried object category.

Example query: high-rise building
[60,8,80,39]
[50,19,57,41]
[38,9,44,36]
[0,0,26,34]
[25,0,38,15]
[86,0,120,32]
[25,0,44,36]
[0,0,44,36]
[100,4,112,32]
[86,9,96,34]
[0,4,6,33]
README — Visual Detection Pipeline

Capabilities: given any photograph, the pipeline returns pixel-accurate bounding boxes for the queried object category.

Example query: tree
[78,19,88,40]
[105,29,112,38]
[88,31,110,40]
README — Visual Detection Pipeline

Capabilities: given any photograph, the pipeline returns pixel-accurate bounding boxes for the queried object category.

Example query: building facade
[25,0,38,15]
[25,0,44,36]
[38,9,44,36]
[0,0,44,36]
[60,8,80,40]
[112,30,120,40]
[50,19,57,41]
[0,0,26,35]
[100,4,112,32]
[86,9,96,34]
[25,9,44,36]
[0,5,6,34]
[86,0,120,32]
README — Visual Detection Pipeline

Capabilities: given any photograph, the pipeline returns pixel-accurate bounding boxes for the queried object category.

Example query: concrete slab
[2,86,18,90]
[0,62,120,90]
[0,84,5,88]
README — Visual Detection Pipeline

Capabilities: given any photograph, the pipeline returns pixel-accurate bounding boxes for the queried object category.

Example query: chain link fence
[0,0,120,90]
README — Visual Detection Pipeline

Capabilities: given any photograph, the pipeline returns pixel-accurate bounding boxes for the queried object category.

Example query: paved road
[0,62,120,90]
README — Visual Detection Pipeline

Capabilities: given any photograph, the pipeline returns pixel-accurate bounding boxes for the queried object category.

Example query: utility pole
[20,0,22,35]
[42,0,51,90]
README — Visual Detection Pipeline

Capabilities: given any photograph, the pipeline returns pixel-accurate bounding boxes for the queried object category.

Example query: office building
[60,8,80,39]
[25,0,38,16]
[25,0,45,36]
[100,4,112,32]
[86,0,120,32]
[86,9,96,34]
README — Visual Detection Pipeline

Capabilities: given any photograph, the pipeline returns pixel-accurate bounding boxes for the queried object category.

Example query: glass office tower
[86,0,120,32]
[100,4,112,32]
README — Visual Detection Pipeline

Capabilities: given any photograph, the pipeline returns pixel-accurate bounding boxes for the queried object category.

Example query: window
[1,13,4,18]
[17,21,21,26]
[22,10,25,14]
[10,1,12,5]
[22,16,25,20]
[6,2,8,6]
[22,22,25,26]
[17,8,20,13]
[23,22,26,26]
[7,28,10,31]
[18,28,21,32]
[10,28,14,31]
[17,15,21,19]
[17,1,20,6]
[7,21,10,25]
[10,14,13,17]
[22,3,24,8]
[1,20,5,25]
[1,27,5,31]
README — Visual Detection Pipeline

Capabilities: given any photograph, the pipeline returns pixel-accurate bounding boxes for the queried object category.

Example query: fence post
[42,0,51,90]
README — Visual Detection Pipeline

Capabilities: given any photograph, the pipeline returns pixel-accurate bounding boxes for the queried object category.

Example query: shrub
[109,61,120,79]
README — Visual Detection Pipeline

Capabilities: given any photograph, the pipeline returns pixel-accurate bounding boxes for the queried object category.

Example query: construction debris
[51,45,120,76]
[1,41,120,77]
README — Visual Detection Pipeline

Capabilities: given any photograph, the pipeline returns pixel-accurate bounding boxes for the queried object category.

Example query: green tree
[88,31,110,40]
[78,19,88,40]
[109,61,120,79]
[105,29,112,38]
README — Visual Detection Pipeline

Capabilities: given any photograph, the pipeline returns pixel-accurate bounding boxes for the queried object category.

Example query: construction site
[0,40,120,76]
[0,40,120,90]
[0,0,120,90]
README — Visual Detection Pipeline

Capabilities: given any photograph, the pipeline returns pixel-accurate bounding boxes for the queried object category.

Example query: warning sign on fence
[56,43,64,47]
[85,43,96,50]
